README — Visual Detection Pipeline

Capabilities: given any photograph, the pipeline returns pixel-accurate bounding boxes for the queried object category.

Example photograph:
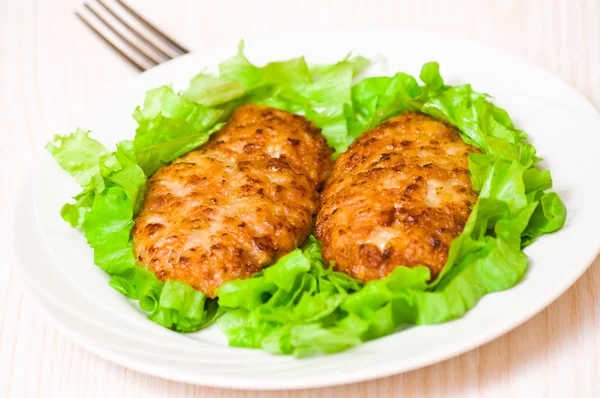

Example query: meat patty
[316,112,480,282]
[133,105,333,297]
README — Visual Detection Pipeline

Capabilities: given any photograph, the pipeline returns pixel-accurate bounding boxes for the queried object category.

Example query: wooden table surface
[2,0,599,396]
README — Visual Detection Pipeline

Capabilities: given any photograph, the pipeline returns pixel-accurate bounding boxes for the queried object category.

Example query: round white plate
[7,29,600,390]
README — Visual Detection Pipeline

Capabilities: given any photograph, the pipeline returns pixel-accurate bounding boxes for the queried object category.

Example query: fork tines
[75,0,189,71]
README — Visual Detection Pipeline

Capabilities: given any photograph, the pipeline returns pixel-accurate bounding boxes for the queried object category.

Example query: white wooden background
[1,0,599,396]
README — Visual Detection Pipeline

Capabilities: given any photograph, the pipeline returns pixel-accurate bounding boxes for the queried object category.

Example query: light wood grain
[1,0,599,397]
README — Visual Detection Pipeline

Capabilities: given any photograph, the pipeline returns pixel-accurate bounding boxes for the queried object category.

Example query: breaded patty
[133,105,333,297]
[316,112,479,282]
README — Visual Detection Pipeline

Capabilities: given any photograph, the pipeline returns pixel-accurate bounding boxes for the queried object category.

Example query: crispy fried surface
[316,112,479,282]
[133,105,333,297]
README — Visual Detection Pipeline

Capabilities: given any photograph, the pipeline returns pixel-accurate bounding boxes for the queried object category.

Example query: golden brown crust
[133,105,333,297]
[207,105,332,188]
[316,112,479,282]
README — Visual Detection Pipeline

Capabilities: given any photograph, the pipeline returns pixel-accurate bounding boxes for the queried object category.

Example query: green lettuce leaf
[182,75,247,106]
[132,86,231,175]
[346,62,445,137]
[46,131,145,227]
[59,190,94,228]
[204,42,369,155]
[46,129,109,190]
[216,237,365,356]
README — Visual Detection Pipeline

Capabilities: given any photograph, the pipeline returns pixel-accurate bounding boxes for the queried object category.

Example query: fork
[75,0,189,71]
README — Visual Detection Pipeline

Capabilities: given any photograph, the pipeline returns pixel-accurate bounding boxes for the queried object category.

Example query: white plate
[7,29,600,390]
